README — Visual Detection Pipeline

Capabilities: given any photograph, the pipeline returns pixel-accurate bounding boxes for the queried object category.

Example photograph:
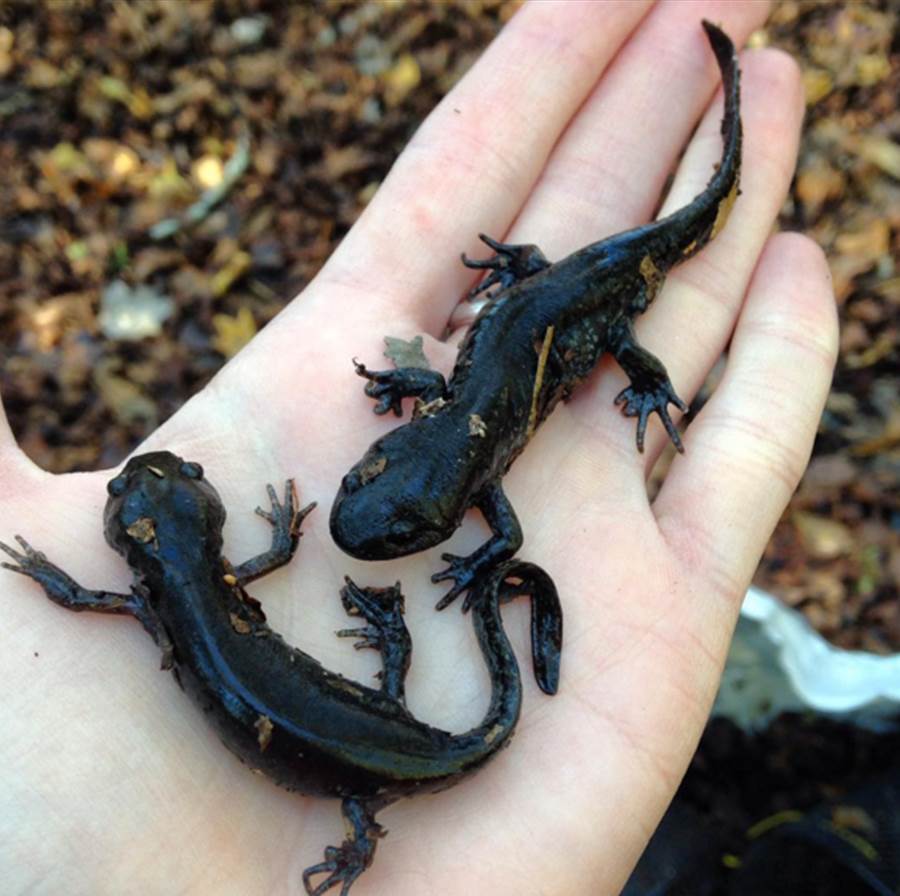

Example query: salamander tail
[497,561,563,695]
[632,20,741,274]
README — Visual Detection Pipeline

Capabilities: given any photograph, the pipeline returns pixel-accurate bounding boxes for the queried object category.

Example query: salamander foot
[462,232,550,299]
[256,480,315,549]
[432,552,484,611]
[232,479,316,586]
[614,380,688,453]
[338,578,411,702]
[353,360,447,417]
[302,798,384,896]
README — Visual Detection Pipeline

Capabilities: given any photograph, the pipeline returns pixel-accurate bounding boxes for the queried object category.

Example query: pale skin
[0,2,837,894]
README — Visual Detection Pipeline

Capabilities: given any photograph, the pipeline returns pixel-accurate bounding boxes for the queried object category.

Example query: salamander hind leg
[337,578,412,703]
[2,535,138,614]
[463,232,550,299]
[0,534,175,665]
[610,323,688,453]
[302,798,385,896]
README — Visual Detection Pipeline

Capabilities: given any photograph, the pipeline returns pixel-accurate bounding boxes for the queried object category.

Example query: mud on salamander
[2,451,562,895]
[331,20,742,608]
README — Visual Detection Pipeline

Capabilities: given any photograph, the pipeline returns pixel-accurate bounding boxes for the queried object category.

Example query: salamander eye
[107,474,128,497]
[180,461,204,480]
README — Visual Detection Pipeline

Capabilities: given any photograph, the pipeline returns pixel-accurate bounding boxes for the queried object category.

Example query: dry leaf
[384,53,420,104]
[211,306,257,357]
[211,251,252,297]
[793,512,855,560]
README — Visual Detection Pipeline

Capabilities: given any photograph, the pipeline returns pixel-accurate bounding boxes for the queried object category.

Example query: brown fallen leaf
[383,53,420,105]
[793,511,856,560]
[834,218,890,259]
[211,251,252,298]
[796,158,845,216]
[802,66,833,105]
[850,408,900,455]
[211,306,257,358]
[853,134,900,181]
[93,360,158,426]
[800,454,858,493]
[844,330,896,370]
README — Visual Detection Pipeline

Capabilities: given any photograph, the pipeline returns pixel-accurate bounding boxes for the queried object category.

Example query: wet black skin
[2,451,562,896]
[331,21,742,608]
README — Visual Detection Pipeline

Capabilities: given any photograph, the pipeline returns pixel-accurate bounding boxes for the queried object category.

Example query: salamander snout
[330,474,447,560]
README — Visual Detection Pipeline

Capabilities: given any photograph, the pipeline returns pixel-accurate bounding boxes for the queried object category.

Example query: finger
[297,0,653,335]
[653,232,838,599]
[448,0,769,332]
[503,0,769,259]
[574,47,806,475]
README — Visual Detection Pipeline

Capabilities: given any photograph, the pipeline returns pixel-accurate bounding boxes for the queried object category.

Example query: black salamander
[2,451,562,895]
[330,21,742,607]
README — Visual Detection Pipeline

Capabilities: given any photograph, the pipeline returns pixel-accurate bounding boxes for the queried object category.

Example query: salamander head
[103,451,225,567]
[330,433,458,560]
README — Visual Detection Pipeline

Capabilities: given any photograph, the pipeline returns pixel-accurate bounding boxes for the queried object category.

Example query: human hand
[0,1,836,894]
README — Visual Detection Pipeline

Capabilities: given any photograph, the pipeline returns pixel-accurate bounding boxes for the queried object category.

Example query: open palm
[1,2,836,894]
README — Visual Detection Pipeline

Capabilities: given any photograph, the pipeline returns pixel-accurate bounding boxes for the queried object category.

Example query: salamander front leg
[610,322,688,453]
[0,535,174,666]
[432,481,523,610]
[232,479,316,586]
[463,233,551,299]
[337,579,411,704]
[353,360,447,418]
[302,798,385,896]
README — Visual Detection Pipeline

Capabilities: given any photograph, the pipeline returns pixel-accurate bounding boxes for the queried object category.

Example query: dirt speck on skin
[255,714,274,752]
[230,613,252,635]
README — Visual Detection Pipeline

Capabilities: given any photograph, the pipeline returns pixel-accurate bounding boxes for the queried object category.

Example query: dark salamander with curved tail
[1,451,562,896]
[331,21,742,608]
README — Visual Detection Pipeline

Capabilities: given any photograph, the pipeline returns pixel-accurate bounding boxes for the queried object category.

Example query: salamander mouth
[381,520,444,555]
[334,528,439,560]
[330,497,444,559]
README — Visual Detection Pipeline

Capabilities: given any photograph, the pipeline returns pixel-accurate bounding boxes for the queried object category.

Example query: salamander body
[331,21,742,607]
[2,451,561,894]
